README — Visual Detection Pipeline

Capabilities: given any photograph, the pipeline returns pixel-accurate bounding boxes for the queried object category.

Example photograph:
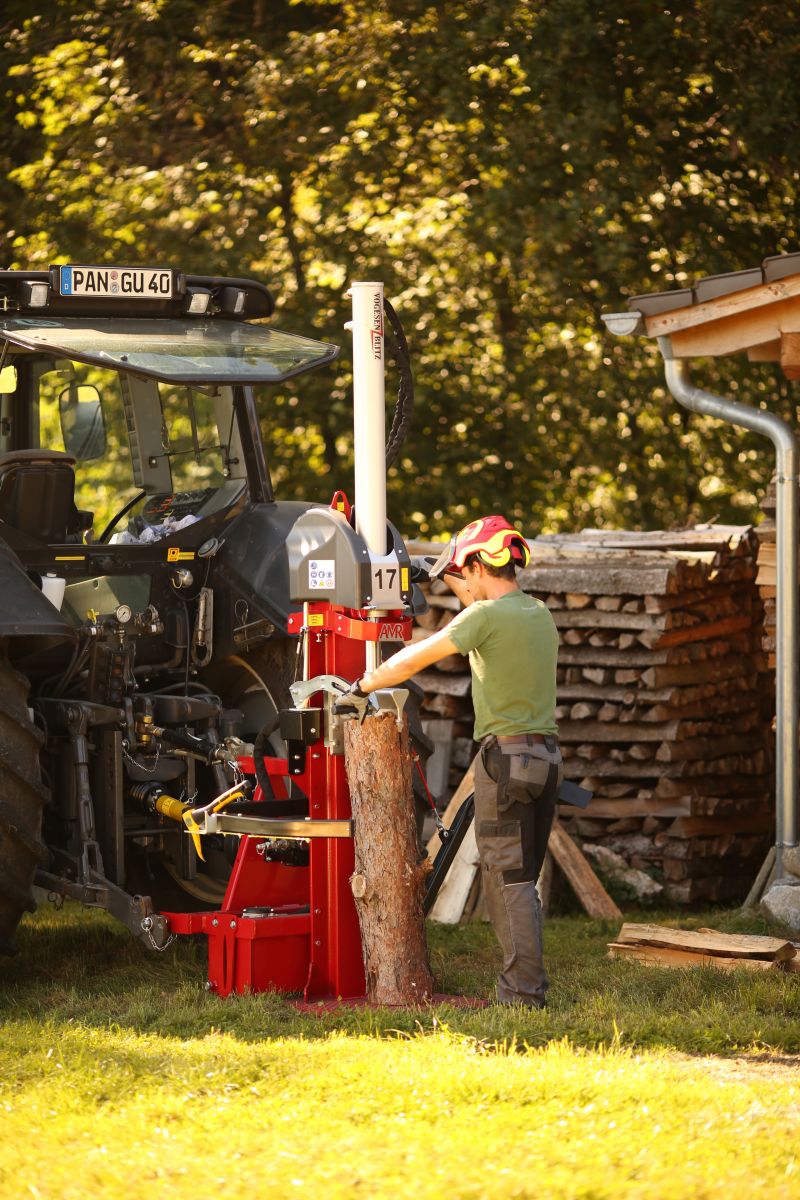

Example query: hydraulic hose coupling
[129,782,187,823]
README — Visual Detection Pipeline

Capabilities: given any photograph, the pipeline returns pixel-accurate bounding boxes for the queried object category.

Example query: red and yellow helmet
[429,515,530,578]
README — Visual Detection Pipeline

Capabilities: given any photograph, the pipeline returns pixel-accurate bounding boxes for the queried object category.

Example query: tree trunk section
[343,712,434,1004]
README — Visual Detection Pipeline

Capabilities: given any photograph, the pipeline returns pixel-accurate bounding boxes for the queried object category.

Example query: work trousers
[474,739,562,1007]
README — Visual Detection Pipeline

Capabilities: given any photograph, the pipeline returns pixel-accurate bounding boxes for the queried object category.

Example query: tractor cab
[0,266,340,660]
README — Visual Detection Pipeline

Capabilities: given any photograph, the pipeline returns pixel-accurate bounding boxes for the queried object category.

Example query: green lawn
[1,902,799,1199]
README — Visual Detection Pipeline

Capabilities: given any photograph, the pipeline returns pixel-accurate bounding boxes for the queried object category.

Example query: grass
[1,901,799,1199]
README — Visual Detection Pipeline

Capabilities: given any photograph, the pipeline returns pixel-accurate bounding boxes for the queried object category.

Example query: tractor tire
[0,644,48,954]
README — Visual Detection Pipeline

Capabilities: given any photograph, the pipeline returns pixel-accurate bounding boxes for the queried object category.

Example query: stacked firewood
[755,479,776,667]
[409,526,774,905]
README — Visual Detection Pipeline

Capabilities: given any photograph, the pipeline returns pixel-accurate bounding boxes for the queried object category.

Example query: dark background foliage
[2,0,798,536]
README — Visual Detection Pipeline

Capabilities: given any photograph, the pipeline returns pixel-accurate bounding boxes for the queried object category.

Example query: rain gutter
[658,337,798,878]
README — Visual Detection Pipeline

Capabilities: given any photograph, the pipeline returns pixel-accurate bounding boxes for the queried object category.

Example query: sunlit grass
[1,903,799,1198]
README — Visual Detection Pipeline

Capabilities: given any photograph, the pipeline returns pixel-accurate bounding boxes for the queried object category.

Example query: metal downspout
[659,340,799,879]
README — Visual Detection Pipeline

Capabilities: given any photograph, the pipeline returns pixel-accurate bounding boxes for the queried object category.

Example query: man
[342,515,561,1008]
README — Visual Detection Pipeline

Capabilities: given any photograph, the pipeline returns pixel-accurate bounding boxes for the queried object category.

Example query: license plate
[58,265,177,300]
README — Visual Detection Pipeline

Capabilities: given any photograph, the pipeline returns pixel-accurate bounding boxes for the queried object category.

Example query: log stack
[409,526,774,906]
[755,478,776,667]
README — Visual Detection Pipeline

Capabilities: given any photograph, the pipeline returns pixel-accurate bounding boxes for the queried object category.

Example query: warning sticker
[308,559,335,590]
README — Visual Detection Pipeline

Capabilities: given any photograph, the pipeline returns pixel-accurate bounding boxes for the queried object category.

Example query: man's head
[429,515,530,582]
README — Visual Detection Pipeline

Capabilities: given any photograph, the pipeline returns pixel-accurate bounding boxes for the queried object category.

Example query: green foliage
[2,1,799,535]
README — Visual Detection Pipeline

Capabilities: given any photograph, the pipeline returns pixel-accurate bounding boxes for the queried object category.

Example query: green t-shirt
[447,589,559,741]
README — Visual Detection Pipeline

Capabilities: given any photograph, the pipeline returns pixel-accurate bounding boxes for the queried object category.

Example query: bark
[343,712,433,1004]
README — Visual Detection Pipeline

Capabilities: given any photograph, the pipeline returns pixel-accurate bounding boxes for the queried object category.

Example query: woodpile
[410,526,774,907]
[608,922,797,971]
[755,478,776,667]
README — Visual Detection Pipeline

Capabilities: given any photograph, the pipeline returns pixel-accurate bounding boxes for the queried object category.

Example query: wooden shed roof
[610,252,800,377]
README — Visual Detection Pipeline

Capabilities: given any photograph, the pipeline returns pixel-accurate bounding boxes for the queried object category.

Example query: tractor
[0,264,430,961]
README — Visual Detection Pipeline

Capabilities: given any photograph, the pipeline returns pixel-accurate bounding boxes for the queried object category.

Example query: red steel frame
[163,601,412,1000]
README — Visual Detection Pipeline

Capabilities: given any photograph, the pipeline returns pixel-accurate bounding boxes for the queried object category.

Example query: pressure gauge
[115,604,133,625]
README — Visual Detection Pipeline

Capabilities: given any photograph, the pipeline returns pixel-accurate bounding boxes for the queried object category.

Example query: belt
[494,733,558,746]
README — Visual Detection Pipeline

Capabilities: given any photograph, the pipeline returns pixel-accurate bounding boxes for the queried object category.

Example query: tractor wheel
[0,643,48,954]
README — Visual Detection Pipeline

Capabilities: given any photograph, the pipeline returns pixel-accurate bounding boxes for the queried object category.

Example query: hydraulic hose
[383,297,413,468]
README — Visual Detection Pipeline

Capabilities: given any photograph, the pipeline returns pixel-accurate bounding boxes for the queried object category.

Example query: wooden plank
[558,798,689,819]
[427,819,480,925]
[518,563,684,597]
[614,922,794,961]
[740,846,776,911]
[607,943,779,971]
[548,821,623,919]
[541,526,755,552]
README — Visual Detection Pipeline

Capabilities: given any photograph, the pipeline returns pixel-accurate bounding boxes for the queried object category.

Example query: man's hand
[332,679,372,722]
[410,555,439,584]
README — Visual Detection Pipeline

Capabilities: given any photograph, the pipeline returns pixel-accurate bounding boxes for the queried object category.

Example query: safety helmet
[429,515,531,578]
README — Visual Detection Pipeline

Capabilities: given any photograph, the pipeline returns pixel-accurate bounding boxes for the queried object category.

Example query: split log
[614,922,794,962]
[343,712,433,1004]
[608,943,779,971]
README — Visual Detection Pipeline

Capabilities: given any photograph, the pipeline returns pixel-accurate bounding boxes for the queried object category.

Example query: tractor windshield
[0,316,338,385]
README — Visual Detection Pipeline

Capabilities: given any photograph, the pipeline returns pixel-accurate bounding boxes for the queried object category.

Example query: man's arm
[359,627,462,694]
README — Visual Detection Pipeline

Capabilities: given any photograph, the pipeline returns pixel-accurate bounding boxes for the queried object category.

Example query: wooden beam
[747,338,781,362]
[781,330,800,380]
[668,300,800,359]
[548,821,622,920]
[643,272,800,339]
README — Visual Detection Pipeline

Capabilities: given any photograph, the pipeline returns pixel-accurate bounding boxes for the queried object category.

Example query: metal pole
[349,282,387,674]
[349,282,386,557]
[659,342,799,877]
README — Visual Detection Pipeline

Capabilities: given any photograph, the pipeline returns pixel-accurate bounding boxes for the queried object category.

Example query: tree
[2,0,799,535]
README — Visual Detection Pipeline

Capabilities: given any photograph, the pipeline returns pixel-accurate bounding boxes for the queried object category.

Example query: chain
[141,915,175,953]
[122,739,161,775]
[412,752,448,839]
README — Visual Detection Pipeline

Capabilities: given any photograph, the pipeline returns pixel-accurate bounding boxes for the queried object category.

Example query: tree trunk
[343,712,434,1004]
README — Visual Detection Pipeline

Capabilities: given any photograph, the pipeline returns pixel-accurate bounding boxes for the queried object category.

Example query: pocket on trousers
[504,756,554,807]
[478,819,523,872]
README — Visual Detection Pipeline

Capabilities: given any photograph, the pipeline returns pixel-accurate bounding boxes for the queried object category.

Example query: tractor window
[157,384,229,493]
[37,361,136,536]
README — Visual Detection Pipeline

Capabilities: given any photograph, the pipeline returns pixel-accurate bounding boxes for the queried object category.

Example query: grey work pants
[474,741,561,1007]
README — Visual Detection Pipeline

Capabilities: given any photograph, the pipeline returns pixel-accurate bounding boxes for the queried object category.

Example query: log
[343,712,434,1004]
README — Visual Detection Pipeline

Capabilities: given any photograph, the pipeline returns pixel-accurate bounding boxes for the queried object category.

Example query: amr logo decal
[379,622,405,640]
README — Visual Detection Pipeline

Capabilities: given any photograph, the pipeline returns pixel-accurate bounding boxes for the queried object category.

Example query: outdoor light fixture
[21,281,50,309]
[183,287,212,316]
[219,286,246,315]
[600,312,645,337]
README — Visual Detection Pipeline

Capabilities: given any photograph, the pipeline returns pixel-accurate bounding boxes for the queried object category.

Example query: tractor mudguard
[0,541,77,640]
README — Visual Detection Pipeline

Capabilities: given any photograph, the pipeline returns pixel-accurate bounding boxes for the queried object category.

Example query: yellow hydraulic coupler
[130,783,204,859]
